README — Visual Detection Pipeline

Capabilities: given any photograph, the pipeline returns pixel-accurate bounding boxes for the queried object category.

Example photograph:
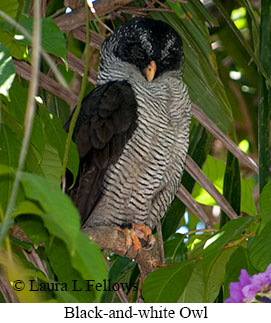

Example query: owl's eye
[162,55,173,65]
[131,46,147,60]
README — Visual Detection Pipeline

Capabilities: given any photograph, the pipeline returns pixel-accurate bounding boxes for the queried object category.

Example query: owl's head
[101,17,184,82]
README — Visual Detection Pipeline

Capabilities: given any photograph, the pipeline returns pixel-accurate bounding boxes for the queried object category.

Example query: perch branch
[83,226,162,281]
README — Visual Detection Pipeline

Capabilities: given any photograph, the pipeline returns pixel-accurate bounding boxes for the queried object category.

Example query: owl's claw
[132,223,155,250]
[124,227,141,252]
[119,224,155,257]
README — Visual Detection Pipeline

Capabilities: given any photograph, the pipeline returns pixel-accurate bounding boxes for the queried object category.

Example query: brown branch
[185,155,239,220]
[119,6,174,12]
[14,59,78,106]
[54,0,135,33]
[192,103,259,174]
[83,226,162,281]
[71,28,104,50]
[177,184,213,227]
[0,268,18,303]
[65,52,97,84]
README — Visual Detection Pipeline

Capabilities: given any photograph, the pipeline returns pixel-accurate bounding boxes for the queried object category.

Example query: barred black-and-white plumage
[65,18,191,233]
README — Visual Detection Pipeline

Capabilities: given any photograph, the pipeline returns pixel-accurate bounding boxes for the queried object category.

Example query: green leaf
[19,172,80,248]
[12,248,48,282]
[16,214,49,249]
[40,143,62,185]
[240,0,260,54]
[142,261,194,302]
[213,0,269,85]
[205,247,237,302]
[259,180,271,228]
[5,79,28,123]
[0,166,107,298]
[13,200,43,217]
[38,106,79,186]
[0,165,79,248]
[192,155,224,205]
[0,43,15,98]
[249,221,271,272]
[0,28,27,59]
[192,155,257,216]
[224,246,256,300]
[45,238,96,302]
[0,125,23,212]
[10,235,32,252]
[164,233,187,264]
[19,17,66,60]
[102,256,136,302]
[108,256,135,284]
[178,260,205,302]
[220,152,241,227]
[4,81,45,156]
[70,232,108,295]
[0,0,18,19]
[203,216,254,276]
[258,0,271,191]
[187,0,218,27]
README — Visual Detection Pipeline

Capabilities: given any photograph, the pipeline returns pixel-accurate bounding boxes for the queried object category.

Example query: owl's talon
[132,223,155,249]
[117,224,155,256]
[121,227,142,257]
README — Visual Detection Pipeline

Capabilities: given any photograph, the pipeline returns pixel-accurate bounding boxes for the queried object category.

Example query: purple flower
[225,264,271,303]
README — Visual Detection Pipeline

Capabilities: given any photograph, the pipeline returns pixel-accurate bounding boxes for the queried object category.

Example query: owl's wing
[64,80,138,225]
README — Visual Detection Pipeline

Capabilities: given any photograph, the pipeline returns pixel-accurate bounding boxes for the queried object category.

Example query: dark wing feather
[64,81,137,225]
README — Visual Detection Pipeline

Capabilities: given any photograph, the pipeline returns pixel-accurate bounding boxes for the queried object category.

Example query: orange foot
[132,223,156,250]
[118,224,156,256]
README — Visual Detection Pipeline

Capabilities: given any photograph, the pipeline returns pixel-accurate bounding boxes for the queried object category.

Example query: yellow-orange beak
[143,60,157,82]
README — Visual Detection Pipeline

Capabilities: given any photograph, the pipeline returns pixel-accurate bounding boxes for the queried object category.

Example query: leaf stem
[185,228,218,236]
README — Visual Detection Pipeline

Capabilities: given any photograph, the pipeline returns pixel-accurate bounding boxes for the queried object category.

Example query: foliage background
[0,0,270,303]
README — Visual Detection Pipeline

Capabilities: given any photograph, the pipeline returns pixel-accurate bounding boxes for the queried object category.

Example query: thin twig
[0,0,41,245]
[87,0,113,34]
[50,7,66,18]
[154,0,169,9]
[185,228,218,236]
[224,231,256,249]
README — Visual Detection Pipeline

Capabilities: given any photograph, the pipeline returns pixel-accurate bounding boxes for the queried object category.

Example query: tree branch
[54,0,135,32]
[83,226,162,281]
[185,155,239,220]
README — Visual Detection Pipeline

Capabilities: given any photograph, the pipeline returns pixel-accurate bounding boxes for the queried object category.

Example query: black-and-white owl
[65,17,191,251]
